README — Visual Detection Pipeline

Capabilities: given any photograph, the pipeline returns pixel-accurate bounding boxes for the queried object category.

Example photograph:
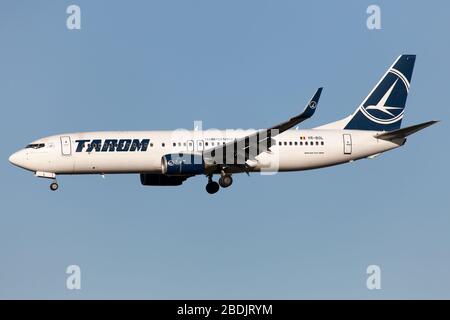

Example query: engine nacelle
[161,153,205,175]
[140,174,187,186]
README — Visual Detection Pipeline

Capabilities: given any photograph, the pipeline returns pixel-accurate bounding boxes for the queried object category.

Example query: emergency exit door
[60,136,72,155]
[343,134,352,155]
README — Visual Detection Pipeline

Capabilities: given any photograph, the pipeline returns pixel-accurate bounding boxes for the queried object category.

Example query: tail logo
[308,101,317,109]
[359,68,410,124]
[365,79,403,116]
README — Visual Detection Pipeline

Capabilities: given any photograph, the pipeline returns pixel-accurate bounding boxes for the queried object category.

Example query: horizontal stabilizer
[375,120,439,140]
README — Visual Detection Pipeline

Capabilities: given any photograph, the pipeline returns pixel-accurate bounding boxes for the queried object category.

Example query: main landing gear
[205,173,233,194]
[218,174,233,188]
[205,176,220,194]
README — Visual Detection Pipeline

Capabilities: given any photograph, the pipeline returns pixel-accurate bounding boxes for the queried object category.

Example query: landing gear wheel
[219,175,233,188]
[50,182,59,191]
[206,181,220,194]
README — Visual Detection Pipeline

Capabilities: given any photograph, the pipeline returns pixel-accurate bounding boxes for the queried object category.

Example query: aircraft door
[60,136,72,156]
[343,134,352,155]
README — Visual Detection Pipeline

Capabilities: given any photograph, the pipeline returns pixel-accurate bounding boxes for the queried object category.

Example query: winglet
[301,87,323,119]
[269,87,323,133]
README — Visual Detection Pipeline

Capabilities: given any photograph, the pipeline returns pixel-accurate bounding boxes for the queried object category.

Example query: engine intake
[161,153,205,175]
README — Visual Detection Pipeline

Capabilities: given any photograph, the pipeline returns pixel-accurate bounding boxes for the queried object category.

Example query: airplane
[9,54,438,194]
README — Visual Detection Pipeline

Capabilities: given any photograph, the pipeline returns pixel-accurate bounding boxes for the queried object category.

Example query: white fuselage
[8,55,429,193]
[9,129,403,176]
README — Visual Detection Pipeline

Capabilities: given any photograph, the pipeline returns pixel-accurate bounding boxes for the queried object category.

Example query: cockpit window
[25,143,45,149]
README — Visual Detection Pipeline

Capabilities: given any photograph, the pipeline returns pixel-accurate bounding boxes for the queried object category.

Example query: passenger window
[305,142,308,146]
[289,142,292,146]
[162,143,165,147]
[321,141,324,145]
[150,143,154,147]
[284,142,287,146]
[173,143,176,147]
[294,141,298,146]
[300,142,303,146]
[279,141,282,146]
[178,142,181,146]
[205,142,209,146]
[316,141,319,145]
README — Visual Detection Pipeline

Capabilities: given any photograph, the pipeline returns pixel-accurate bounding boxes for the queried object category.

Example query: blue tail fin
[344,55,416,131]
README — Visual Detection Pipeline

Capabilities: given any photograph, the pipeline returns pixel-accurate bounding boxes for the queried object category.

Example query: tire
[219,175,233,188]
[206,181,220,194]
[50,182,59,191]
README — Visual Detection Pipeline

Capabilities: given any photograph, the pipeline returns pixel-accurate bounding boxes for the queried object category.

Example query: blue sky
[0,0,449,299]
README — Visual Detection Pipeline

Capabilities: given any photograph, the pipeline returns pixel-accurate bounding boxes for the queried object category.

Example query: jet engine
[161,153,205,175]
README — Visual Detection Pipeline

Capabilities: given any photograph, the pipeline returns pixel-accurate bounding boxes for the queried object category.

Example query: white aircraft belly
[71,152,161,174]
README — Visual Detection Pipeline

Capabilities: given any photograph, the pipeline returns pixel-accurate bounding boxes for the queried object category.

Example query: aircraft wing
[203,87,323,168]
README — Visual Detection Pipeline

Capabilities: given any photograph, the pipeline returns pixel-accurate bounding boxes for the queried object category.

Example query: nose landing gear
[50,181,59,191]
[34,171,59,191]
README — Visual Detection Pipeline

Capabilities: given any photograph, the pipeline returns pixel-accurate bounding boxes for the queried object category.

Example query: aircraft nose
[9,151,27,168]
[9,152,18,165]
